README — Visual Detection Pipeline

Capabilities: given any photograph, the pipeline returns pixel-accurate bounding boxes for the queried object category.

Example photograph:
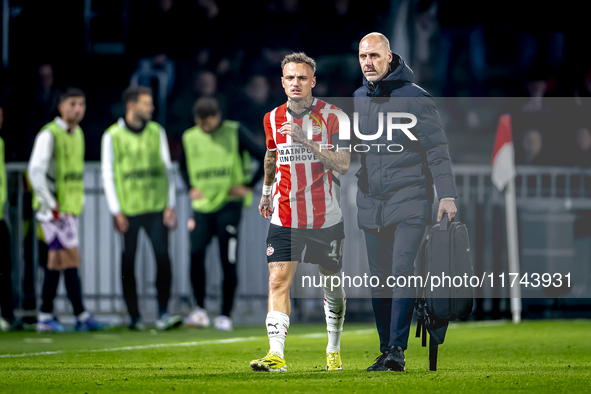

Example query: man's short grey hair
[281,52,316,74]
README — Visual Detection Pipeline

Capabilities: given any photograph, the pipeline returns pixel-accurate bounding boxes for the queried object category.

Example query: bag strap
[429,335,438,371]
[419,235,428,300]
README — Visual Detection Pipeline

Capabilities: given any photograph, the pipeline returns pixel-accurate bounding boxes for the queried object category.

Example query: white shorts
[40,216,79,250]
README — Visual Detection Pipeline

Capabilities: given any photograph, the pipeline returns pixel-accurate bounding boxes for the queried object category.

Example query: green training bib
[106,121,168,216]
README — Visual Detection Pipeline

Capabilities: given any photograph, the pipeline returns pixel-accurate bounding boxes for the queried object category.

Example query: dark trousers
[364,217,426,353]
[0,220,15,321]
[121,212,171,320]
[191,201,241,317]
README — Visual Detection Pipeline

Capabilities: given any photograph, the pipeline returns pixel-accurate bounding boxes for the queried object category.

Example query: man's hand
[187,218,196,232]
[164,207,178,230]
[114,212,129,233]
[437,200,457,222]
[190,188,203,201]
[229,184,251,198]
[279,121,307,144]
[259,194,273,220]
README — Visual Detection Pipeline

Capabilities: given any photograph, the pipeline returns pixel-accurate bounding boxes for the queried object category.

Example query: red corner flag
[492,113,516,191]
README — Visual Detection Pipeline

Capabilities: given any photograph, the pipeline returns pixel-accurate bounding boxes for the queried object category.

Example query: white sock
[321,271,346,353]
[266,311,290,359]
[38,312,53,322]
[77,311,90,323]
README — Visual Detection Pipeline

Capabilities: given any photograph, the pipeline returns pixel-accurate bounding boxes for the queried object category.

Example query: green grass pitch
[0,320,590,393]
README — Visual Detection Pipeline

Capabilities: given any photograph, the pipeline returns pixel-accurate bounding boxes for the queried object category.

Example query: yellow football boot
[326,350,343,371]
[250,351,287,372]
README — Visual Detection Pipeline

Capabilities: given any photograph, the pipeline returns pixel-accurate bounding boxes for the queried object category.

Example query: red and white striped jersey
[264,98,343,229]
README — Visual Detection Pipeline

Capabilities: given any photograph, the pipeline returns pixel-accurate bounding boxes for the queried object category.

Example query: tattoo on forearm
[263,149,276,186]
[269,262,285,270]
[302,139,350,175]
[289,122,350,175]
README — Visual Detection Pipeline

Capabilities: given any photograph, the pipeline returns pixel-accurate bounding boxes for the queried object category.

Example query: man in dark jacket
[354,33,457,372]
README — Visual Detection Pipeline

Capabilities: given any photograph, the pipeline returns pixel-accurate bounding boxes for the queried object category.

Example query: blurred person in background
[130,52,176,127]
[228,74,274,145]
[508,1,566,81]
[313,0,364,86]
[241,0,307,77]
[101,87,181,331]
[180,97,265,331]
[168,70,225,159]
[5,63,60,161]
[28,88,103,332]
[168,70,221,127]
[573,126,591,167]
[555,124,591,168]
[574,65,591,109]
[0,105,16,332]
[418,0,486,97]
[29,64,59,130]
[515,128,547,165]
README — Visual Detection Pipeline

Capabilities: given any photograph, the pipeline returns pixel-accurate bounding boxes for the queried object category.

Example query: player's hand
[229,184,251,198]
[187,218,196,232]
[114,212,129,233]
[190,188,203,201]
[259,194,274,220]
[164,207,178,231]
[437,200,457,222]
[279,121,307,144]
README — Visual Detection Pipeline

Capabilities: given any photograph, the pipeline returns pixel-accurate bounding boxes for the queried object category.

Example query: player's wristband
[262,185,273,196]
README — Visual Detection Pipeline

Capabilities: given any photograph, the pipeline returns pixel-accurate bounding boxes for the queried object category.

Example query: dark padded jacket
[353,54,457,230]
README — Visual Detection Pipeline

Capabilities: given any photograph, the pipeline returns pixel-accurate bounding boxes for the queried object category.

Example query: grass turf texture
[0,320,589,393]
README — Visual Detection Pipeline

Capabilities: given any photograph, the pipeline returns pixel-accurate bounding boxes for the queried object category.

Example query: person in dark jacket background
[180,97,266,331]
[354,33,457,372]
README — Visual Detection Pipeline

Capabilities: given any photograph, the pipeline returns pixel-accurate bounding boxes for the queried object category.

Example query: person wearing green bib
[101,86,181,331]
[28,88,102,332]
[180,97,265,331]
[0,105,16,332]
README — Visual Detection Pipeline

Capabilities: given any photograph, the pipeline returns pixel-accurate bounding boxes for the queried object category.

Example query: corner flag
[492,114,516,191]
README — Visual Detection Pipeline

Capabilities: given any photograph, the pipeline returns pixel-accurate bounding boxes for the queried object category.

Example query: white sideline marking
[1,350,63,358]
[23,338,53,344]
[300,333,325,339]
[0,330,379,359]
[0,336,261,358]
[293,329,376,339]
[92,336,261,353]
[349,329,376,335]
[448,320,510,329]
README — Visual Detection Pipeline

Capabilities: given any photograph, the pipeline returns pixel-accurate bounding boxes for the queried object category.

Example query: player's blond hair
[281,52,316,74]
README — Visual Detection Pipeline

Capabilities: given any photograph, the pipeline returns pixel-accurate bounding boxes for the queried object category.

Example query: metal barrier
[5,162,270,325]
[5,162,591,325]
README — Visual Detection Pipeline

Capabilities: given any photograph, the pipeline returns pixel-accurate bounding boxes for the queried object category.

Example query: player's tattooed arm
[303,140,350,176]
[279,121,350,175]
[263,149,276,186]
[259,149,276,220]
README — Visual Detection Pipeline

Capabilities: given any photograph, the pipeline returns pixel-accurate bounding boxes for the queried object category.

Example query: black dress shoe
[367,351,390,371]
[384,345,405,371]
